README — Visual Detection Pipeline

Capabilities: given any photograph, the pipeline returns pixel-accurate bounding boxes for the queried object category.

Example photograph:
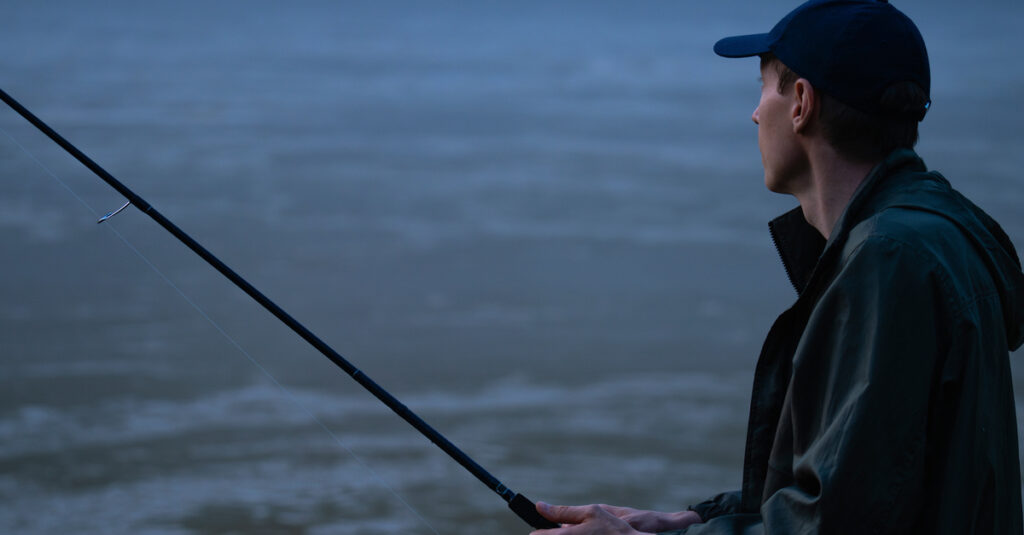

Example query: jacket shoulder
[840,205,961,272]
[840,191,1021,341]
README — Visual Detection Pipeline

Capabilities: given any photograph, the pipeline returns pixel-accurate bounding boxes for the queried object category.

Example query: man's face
[752,62,805,194]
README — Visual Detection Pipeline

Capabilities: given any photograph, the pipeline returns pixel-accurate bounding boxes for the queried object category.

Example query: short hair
[760,53,927,163]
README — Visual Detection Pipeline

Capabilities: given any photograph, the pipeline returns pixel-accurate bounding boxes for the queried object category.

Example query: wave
[0,371,747,459]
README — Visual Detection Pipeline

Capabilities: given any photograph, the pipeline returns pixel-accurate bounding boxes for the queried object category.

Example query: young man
[532,1,1024,533]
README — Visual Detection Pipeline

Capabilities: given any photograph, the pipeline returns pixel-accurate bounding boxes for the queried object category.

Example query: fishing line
[0,87,557,530]
[0,121,441,534]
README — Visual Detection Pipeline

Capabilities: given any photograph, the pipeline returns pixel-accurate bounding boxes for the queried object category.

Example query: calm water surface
[2,1,1022,533]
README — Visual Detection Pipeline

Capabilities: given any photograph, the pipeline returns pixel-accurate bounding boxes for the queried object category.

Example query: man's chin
[764,174,788,194]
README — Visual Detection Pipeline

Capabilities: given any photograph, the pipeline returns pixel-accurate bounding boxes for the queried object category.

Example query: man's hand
[598,504,701,533]
[530,502,643,534]
[530,501,701,534]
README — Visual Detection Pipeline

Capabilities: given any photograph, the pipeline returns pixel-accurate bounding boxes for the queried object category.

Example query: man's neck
[792,145,877,240]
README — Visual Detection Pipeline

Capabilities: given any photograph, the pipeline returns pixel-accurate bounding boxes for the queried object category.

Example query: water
[1,1,1022,533]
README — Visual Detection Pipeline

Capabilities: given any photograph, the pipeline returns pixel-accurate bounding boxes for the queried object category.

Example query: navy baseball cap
[714,0,931,121]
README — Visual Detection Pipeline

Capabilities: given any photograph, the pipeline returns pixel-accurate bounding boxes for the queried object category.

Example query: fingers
[536,501,594,524]
[528,502,562,534]
[599,504,635,518]
[532,501,652,535]
[533,502,623,533]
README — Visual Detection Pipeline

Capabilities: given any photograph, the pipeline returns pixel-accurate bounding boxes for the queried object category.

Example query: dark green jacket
[676,150,1024,534]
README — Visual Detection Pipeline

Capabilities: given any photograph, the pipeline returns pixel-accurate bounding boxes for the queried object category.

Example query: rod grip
[509,493,560,530]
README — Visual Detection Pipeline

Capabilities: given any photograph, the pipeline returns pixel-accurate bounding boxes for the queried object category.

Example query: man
[531,1,1024,533]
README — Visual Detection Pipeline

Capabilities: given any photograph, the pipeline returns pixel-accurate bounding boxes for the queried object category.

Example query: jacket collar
[768,149,927,295]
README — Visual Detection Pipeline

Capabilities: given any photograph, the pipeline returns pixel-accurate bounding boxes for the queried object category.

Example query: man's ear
[791,78,817,134]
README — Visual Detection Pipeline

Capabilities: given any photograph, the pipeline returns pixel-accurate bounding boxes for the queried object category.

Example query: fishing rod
[0,87,558,531]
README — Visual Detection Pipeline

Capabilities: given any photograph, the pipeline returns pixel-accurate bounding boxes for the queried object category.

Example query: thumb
[536,501,599,525]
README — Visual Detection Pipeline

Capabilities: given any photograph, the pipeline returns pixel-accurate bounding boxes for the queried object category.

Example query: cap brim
[714,33,773,58]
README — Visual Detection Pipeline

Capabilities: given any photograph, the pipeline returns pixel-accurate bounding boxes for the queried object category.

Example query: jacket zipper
[769,221,802,296]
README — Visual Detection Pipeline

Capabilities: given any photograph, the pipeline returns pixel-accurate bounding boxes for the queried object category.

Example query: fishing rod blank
[0,87,558,531]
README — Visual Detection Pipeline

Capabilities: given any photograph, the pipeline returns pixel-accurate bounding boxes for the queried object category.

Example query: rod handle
[509,493,560,530]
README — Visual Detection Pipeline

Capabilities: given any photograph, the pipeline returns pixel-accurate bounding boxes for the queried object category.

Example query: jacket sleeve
[673,234,946,534]
[688,490,742,523]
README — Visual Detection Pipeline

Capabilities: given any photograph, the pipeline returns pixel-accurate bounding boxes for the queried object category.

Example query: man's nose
[751,105,760,125]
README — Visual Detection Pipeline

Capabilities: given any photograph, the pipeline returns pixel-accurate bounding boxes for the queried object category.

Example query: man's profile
[531,1,1024,533]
